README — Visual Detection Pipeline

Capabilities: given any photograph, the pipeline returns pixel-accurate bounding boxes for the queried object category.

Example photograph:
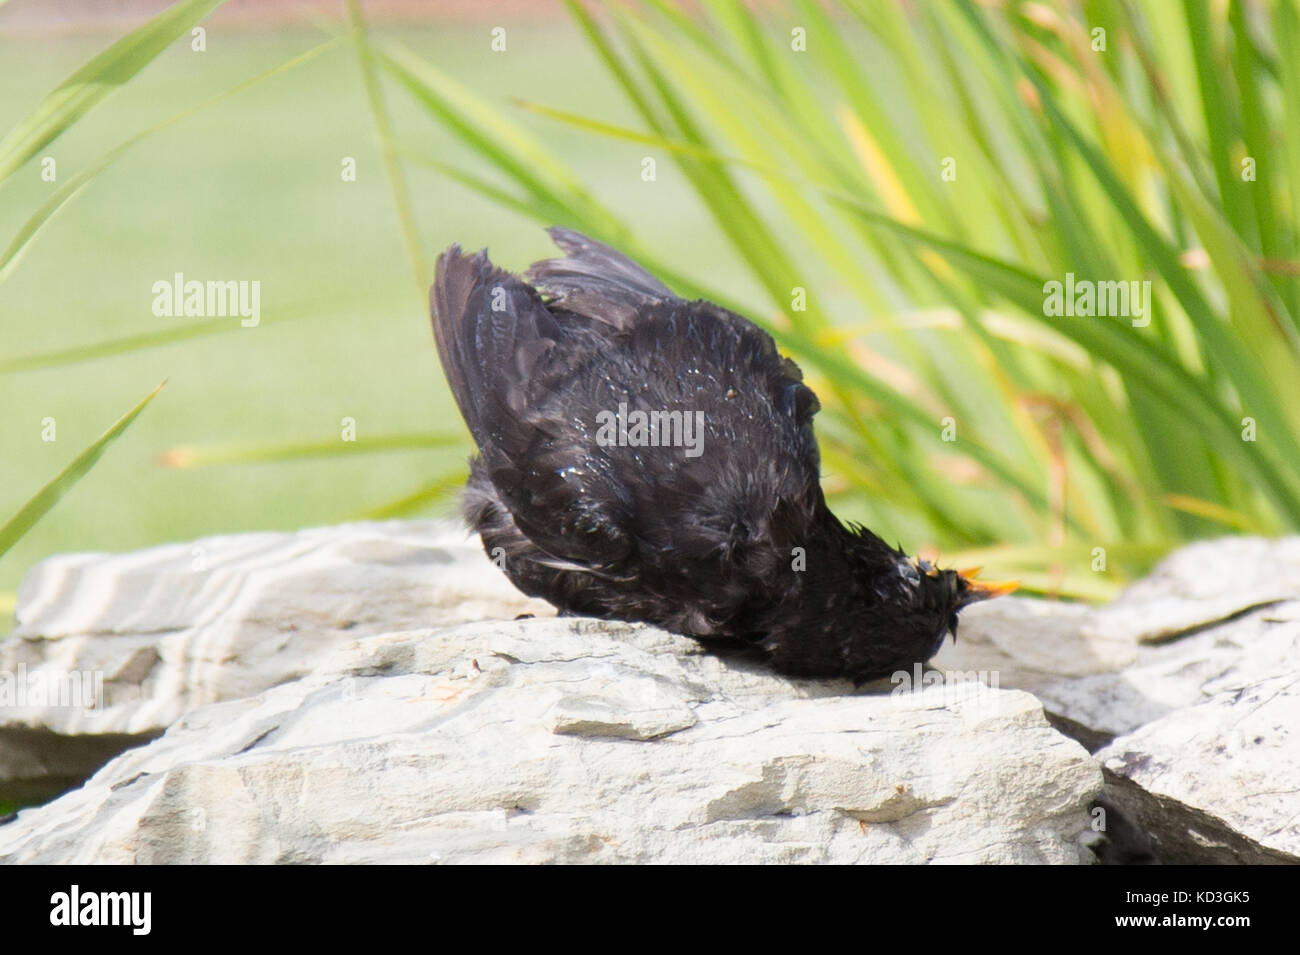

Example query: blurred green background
[0,5,736,616]
[3,0,1299,621]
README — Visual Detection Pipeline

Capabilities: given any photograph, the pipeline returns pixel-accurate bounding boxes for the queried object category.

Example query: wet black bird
[431,228,1015,683]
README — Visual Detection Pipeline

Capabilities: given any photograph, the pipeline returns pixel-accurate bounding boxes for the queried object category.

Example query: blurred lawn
[0,22,751,608]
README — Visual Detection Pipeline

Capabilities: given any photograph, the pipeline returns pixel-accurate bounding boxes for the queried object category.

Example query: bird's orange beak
[967,578,1020,598]
[957,566,1019,600]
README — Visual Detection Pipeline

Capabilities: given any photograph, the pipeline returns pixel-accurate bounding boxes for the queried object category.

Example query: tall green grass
[357,0,1300,598]
[3,1,1296,604]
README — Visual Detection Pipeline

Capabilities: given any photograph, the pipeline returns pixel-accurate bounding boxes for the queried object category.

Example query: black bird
[431,228,1015,683]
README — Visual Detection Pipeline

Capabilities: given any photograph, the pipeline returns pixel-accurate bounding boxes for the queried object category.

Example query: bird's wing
[431,244,635,572]
[523,227,674,330]
[525,227,821,462]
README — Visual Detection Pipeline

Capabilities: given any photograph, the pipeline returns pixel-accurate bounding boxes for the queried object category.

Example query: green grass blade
[346,0,427,293]
[1185,0,1251,240]
[1276,0,1300,320]
[0,0,227,184]
[376,42,625,242]
[355,469,469,520]
[0,294,354,373]
[1230,0,1284,298]
[0,36,343,287]
[157,433,461,468]
[0,381,165,561]
[563,0,666,130]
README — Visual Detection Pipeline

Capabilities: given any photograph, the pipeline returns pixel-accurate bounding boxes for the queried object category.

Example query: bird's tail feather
[430,245,558,453]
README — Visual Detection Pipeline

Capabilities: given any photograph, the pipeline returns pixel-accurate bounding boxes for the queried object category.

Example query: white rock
[1,521,550,736]
[7,523,1299,864]
[1096,674,1300,862]
[0,619,1100,864]
[936,576,1300,739]
[934,543,1300,862]
[1097,536,1300,644]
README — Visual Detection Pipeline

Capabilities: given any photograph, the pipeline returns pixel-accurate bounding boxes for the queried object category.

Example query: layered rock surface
[1,523,1296,863]
[0,618,1099,864]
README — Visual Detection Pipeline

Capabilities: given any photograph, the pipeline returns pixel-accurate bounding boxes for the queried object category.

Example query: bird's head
[828,528,1021,683]
[900,556,1018,654]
